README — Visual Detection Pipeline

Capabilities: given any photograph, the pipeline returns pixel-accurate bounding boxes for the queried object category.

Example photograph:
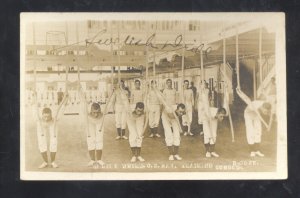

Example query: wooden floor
[24,104,277,173]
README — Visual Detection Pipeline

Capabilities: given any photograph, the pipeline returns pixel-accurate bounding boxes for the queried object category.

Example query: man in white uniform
[236,88,271,157]
[79,89,105,168]
[163,79,177,108]
[181,80,194,136]
[109,80,129,140]
[130,80,144,111]
[155,86,185,160]
[197,82,210,136]
[161,103,186,161]
[33,90,68,169]
[202,106,226,158]
[127,102,146,162]
[147,80,161,138]
[197,82,226,157]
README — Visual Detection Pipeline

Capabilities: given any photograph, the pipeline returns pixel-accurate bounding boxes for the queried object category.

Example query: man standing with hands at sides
[130,79,144,111]
[236,87,271,157]
[33,89,69,169]
[197,82,210,136]
[182,80,194,136]
[190,82,197,101]
[147,80,161,138]
[109,80,129,140]
[79,88,106,168]
[163,79,177,109]
[126,102,146,162]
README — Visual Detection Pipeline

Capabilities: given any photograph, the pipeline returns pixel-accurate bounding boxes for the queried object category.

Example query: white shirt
[131,89,144,104]
[163,88,176,105]
[182,89,194,105]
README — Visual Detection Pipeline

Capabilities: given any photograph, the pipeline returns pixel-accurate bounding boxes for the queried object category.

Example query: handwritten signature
[51,29,212,58]
[84,29,212,56]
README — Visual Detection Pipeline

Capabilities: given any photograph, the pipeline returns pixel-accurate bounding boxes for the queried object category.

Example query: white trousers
[115,104,127,129]
[148,104,161,128]
[161,111,180,146]
[37,123,57,153]
[244,113,262,144]
[203,118,218,144]
[127,116,144,147]
[182,103,193,126]
[87,129,104,150]
[185,104,193,123]
[197,102,205,124]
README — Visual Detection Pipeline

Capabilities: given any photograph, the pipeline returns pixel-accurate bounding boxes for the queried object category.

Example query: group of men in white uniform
[32,77,273,169]
[26,87,106,108]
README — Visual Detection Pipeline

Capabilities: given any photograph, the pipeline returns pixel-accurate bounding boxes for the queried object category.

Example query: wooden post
[236,29,240,89]
[259,27,263,87]
[200,50,204,84]
[76,22,80,89]
[145,22,149,83]
[223,37,226,74]
[181,21,186,102]
[253,63,257,99]
[33,22,37,90]
[152,21,157,81]
[65,66,69,92]
[34,65,37,91]
[110,21,114,90]
[65,21,69,45]
[117,21,121,84]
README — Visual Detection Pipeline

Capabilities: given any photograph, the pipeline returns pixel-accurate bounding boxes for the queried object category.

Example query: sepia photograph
[20,13,286,180]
